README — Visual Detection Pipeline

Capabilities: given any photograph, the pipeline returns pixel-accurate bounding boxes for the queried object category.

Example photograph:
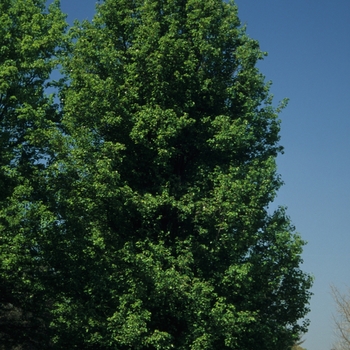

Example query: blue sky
[235,2,350,349]
[54,1,350,349]
[236,0,350,350]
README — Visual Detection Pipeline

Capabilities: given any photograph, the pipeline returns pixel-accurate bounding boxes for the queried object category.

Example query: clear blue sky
[235,2,350,349]
[53,1,350,349]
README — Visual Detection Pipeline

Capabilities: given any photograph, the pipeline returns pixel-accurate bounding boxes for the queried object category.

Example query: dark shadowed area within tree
[0,0,312,349]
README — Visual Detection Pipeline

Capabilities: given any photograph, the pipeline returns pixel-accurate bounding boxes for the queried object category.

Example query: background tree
[291,346,306,350]
[291,334,307,350]
[331,285,350,350]
[45,0,312,348]
[0,0,66,348]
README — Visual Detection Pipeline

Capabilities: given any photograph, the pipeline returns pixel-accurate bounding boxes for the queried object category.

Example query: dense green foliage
[0,0,66,347]
[0,0,312,349]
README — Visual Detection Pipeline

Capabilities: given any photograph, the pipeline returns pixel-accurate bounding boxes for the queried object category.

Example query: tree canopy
[0,0,66,347]
[0,0,312,349]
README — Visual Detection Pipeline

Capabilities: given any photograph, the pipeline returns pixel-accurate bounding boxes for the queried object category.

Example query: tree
[45,0,312,348]
[291,334,307,350]
[0,0,66,348]
[331,285,350,350]
[291,346,306,350]
[0,0,312,348]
